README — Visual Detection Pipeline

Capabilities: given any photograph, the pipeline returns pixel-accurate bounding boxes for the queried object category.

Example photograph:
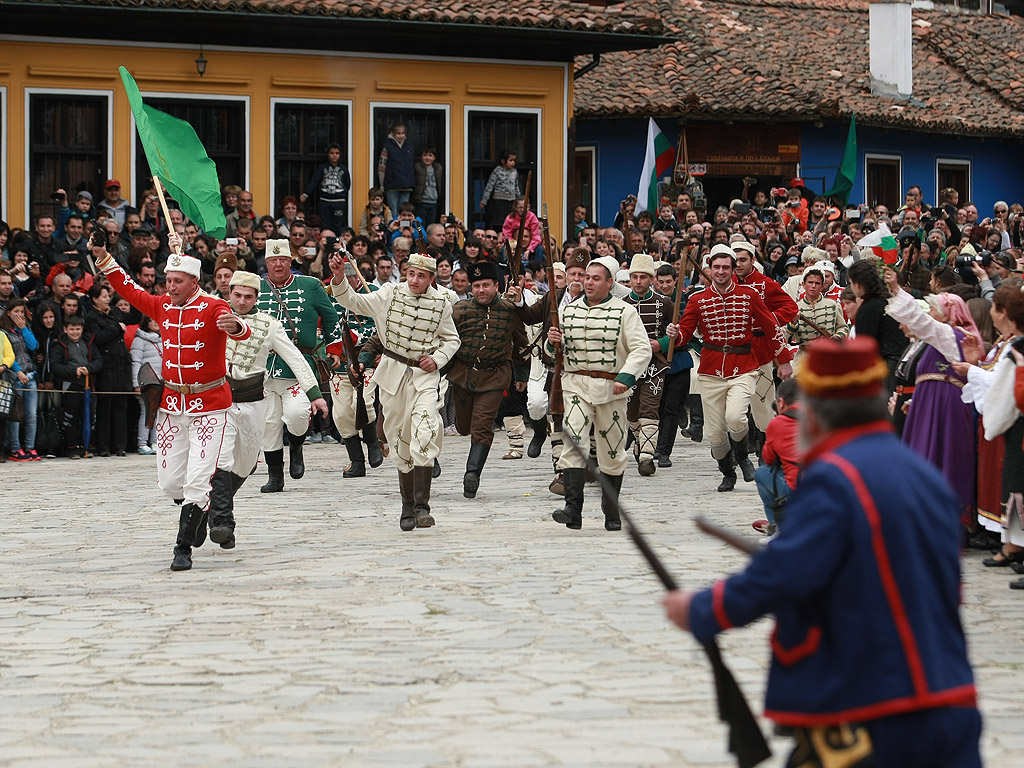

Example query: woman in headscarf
[883,267,984,529]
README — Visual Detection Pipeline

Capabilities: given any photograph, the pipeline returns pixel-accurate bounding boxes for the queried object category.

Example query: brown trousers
[453,386,504,446]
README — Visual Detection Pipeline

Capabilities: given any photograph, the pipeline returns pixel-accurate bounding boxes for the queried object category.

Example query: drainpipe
[574,53,601,80]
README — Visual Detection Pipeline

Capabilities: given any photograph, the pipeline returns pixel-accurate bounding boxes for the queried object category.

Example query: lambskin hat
[215,253,238,273]
[229,271,261,291]
[564,247,591,269]
[796,336,888,399]
[265,239,291,260]
[628,252,656,276]
[407,253,437,274]
[163,252,202,279]
[468,261,499,283]
[592,255,620,279]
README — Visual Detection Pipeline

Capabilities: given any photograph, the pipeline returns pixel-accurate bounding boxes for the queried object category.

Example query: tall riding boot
[362,421,384,468]
[232,473,248,494]
[600,472,625,531]
[170,503,205,571]
[657,414,677,467]
[688,395,704,442]
[342,436,367,478]
[287,432,305,479]
[208,469,236,549]
[749,427,766,466]
[412,465,435,528]
[261,450,285,493]
[552,468,585,529]
[527,416,547,458]
[716,453,737,492]
[463,442,491,499]
[730,437,756,483]
[398,470,416,531]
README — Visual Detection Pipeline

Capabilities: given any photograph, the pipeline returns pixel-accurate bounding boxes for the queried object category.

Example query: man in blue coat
[664,336,980,767]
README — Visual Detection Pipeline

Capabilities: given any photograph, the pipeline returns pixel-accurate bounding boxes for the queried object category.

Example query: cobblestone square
[1,435,1019,767]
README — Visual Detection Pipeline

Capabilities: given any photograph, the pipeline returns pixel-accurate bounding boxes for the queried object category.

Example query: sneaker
[139,445,157,455]
[69,452,81,460]
[304,433,322,445]
[752,520,777,536]
[444,425,458,436]
[26,450,42,462]
[8,449,30,462]
[320,434,338,444]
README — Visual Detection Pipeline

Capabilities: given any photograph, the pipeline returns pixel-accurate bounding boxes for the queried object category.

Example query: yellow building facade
[1,38,574,234]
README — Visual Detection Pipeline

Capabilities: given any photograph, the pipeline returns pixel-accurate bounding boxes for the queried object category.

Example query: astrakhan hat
[796,336,888,399]
[564,247,591,269]
[628,252,656,276]
[214,253,238,273]
[164,252,202,279]
[468,261,499,283]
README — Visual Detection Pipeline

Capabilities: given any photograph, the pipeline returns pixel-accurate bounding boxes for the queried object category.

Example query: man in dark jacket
[300,144,351,234]
[49,315,103,457]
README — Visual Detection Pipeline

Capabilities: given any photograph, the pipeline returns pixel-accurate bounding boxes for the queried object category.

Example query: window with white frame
[273,101,351,223]
[864,153,902,213]
[371,104,448,225]
[467,109,539,231]
[936,159,971,206]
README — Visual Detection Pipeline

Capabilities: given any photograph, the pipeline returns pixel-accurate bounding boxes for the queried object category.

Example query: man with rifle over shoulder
[449,260,531,498]
[328,254,384,479]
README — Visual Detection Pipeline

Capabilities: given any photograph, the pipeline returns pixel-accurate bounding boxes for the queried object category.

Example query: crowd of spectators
[2,164,1023,585]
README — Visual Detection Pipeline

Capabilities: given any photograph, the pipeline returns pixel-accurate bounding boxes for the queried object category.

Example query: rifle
[562,437,772,768]
[540,204,564,415]
[797,312,832,339]
[338,251,370,430]
[621,197,635,258]
[666,240,691,364]
[509,169,533,284]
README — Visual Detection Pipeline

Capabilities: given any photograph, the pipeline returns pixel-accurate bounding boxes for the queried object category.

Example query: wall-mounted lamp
[195,45,207,77]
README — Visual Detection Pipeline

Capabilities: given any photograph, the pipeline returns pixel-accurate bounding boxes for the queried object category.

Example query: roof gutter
[573,53,601,80]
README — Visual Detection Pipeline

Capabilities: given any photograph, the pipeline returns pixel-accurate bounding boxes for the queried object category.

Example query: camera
[733,203,751,215]
[846,208,861,220]
[448,212,456,221]
[89,231,106,249]
[51,191,66,201]
[324,236,338,252]
[955,251,992,269]
[787,199,800,208]
[759,208,776,223]
[225,238,239,246]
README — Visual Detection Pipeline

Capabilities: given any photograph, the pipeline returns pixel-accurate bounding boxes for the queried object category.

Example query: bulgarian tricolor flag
[635,118,675,215]
[856,221,899,264]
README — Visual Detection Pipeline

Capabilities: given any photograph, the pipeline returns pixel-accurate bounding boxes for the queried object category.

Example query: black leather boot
[398,470,416,531]
[527,416,547,458]
[657,416,676,467]
[208,469,236,549]
[362,421,384,468]
[170,503,205,570]
[688,395,704,442]
[412,465,435,528]
[287,432,305,479]
[432,457,441,478]
[730,437,756,483]
[552,468,585,529]
[342,436,366,478]
[600,472,624,531]
[261,450,285,493]
[170,544,192,571]
[463,442,491,499]
[717,454,737,492]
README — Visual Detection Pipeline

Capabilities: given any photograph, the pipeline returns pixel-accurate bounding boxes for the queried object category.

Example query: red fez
[796,337,889,399]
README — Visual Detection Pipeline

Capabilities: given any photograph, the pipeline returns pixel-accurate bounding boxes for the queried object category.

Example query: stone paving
[1,432,1020,767]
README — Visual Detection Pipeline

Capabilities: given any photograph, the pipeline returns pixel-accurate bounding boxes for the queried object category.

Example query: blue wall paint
[576,116,1024,226]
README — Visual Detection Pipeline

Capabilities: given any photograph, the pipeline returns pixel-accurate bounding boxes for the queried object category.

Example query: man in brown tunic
[449,260,531,498]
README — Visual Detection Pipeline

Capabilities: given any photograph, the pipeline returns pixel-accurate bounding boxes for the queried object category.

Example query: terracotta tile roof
[51,0,664,35]
[574,0,1024,138]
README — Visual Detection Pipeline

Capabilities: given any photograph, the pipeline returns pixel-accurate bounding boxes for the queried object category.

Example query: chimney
[869,0,913,99]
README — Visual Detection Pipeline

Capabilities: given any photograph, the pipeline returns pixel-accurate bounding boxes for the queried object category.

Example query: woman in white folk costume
[545,255,652,531]
[90,234,251,572]
[327,251,460,531]
[211,270,327,550]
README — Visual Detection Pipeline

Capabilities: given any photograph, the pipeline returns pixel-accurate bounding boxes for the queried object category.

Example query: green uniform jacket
[257,273,343,380]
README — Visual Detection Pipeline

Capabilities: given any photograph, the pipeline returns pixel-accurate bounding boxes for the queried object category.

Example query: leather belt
[915,373,965,389]
[703,343,751,355]
[383,348,426,367]
[572,370,618,380]
[165,376,227,395]
[896,385,915,396]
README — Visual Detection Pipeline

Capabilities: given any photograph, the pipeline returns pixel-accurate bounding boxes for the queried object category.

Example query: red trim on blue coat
[711,580,733,631]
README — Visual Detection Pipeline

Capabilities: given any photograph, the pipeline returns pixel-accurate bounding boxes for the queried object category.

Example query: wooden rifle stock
[509,169,533,284]
[540,204,564,415]
[666,241,690,363]
[797,312,832,339]
[339,314,369,431]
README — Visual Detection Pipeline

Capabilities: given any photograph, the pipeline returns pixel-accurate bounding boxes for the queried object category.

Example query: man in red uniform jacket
[92,234,251,572]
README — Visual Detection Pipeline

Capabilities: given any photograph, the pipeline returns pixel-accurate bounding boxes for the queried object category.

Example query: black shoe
[1012,562,1024,575]
[287,433,305,479]
[600,472,624,531]
[208,469,236,549]
[362,421,384,468]
[983,547,1024,567]
[527,418,547,458]
[170,545,192,571]
[342,436,367,478]
[716,455,737,492]
[657,453,672,468]
[552,468,584,529]
[730,438,756,483]
[638,458,656,476]
[261,450,285,493]
[432,457,441,479]
[463,442,490,499]
[97,450,110,458]
[1010,577,1024,590]
[689,426,703,443]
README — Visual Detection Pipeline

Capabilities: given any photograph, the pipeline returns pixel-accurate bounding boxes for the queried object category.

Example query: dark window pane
[274,104,349,219]
[865,157,901,212]
[467,111,537,230]
[29,95,107,224]
[937,163,970,205]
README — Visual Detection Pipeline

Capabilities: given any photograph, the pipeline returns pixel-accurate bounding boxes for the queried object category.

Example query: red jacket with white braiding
[676,282,788,379]
[736,270,798,367]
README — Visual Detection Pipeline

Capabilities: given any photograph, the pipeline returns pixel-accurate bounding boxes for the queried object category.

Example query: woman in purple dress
[883,268,984,528]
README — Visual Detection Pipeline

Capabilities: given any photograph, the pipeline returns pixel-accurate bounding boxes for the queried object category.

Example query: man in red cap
[97,179,129,228]
[663,336,980,767]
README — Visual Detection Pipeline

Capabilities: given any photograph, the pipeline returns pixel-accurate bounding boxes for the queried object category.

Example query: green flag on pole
[119,67,227,239]
[823,115,857,206]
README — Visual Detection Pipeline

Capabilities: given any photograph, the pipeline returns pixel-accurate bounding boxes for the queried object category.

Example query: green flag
[823,115,857,206]
[119,67,227,239]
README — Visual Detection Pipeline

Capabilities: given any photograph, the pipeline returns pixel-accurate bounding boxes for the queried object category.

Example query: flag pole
[152,176,182,256]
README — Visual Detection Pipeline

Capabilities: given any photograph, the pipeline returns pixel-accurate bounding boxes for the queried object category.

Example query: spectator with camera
[358,187,392,238]
[54,190,95,239]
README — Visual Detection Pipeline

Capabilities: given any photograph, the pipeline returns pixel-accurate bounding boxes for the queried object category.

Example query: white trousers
[698,371,757,460]
[262,377,311,451]
[218,399,268,477]
[155,408,228,508]
[330,373,377,439]
[558,391,629,476]
[749,362,777,432]
[526,355,548,420]
[381,380,443,471]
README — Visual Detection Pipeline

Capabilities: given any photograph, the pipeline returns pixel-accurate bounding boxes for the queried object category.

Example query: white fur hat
[229,271,262,291]
[164,252,202,279]
[592,255,621,278]
[265,239,292,260]
[628,252,656,276]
